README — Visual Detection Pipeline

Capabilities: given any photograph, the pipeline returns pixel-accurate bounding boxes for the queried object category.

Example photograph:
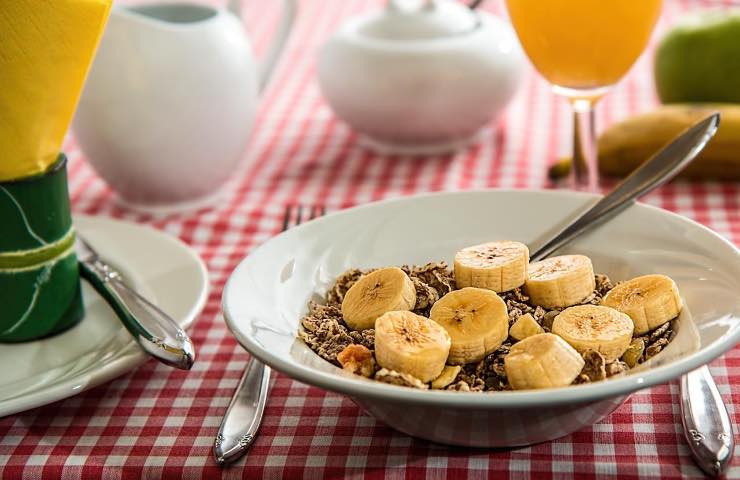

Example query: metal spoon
[529,112,719,261]
[529,112,733,476]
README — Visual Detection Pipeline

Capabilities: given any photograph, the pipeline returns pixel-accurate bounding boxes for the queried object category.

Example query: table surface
[2,0,739,478]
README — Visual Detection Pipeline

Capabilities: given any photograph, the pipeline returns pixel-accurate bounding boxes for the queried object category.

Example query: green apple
[655,10,740,103]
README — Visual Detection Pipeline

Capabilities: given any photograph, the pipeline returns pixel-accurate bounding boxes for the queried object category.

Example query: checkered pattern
[1,0,738,478]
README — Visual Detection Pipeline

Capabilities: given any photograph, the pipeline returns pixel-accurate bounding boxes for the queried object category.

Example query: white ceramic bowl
[317,12,524,155]
[222,190,740,447]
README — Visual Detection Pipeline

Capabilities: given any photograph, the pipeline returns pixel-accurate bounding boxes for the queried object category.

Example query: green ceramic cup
[0,154,84,342]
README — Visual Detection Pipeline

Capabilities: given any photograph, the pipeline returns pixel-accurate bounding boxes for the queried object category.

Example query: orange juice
[505,0,662,91]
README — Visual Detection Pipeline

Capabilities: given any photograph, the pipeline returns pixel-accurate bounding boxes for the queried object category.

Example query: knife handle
[79,260,195,370]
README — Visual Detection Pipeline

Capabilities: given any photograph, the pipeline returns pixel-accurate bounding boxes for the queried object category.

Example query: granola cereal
[402,262,455,298]
[375,368,429,389]
[454,343,512,392]
[574,350,607,383]
[410,277,439,314]
[299,263,679,392]
[639,319,677,362]
[574,349,631,384]
[337,344,376,378]
[325,269,365,307]
[299,302,374,365]
[595,274,614,297]
[605,360,629,377]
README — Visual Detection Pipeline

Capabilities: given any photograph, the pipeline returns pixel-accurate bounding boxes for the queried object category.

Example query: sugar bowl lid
[357,0,479,40]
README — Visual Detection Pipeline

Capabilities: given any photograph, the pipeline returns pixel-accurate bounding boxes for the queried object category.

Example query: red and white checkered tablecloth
[2,0,739,478]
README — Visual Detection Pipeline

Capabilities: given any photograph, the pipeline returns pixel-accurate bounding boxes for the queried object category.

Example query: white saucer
[0,215,209,417]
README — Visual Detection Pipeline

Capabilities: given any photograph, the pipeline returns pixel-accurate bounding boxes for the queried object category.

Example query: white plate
[0,215,208,417]
[222,190,740,446]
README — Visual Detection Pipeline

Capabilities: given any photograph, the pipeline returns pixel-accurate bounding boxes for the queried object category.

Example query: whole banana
[549,104,740,181]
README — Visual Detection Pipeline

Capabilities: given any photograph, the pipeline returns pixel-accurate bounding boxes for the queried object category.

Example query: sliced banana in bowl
[429,287,509,365]
[504,333,585,390]
[551,305,634,361]
[311,250,686,394]
[602,274,682,335]
[454,241,529,292]
[307,247,689,398]
[431,365,462,390]
[525,254,596,309]
[341,267,416,330]
[374,311,451,383]
[509,313,544,341]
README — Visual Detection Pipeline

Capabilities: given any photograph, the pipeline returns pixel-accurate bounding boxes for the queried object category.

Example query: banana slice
[551,305,634,361]
[601,274,682,335]
[374,311,451,383]
[509,313,544,341]
[525,254,596,308]
[429,287,509,364]
[341,267,416,330]
[504,333,585,390]
[621,338,645,368]
[454,241,529,292]
[431,365,462,389]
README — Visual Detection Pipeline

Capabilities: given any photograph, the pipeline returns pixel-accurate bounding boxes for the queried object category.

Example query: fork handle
[214,358,271,465]
[680,366,735,476]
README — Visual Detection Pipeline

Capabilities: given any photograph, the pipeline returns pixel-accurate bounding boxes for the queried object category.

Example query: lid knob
[359,0,478,40]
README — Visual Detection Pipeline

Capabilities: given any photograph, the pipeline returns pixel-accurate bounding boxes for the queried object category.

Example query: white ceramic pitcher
[73,0,296,212]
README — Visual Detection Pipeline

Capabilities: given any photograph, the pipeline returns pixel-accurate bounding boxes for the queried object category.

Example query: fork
[214,204,326,465]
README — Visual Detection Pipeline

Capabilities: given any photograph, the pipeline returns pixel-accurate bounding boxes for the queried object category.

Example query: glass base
[552,84,611,103]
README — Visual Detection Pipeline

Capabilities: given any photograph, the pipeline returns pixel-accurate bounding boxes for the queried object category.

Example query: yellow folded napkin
[0,0,111,182]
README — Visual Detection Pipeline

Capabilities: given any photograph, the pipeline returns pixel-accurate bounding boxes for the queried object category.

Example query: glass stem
[571,98,598,192]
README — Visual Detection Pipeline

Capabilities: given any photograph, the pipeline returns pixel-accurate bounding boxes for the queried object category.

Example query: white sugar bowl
[317,0,525,155]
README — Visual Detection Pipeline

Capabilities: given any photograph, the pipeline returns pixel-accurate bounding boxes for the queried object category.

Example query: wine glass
[504,0,663,190]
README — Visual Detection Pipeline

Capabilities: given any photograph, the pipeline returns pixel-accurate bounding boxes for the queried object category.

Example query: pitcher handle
[227,0,297,93]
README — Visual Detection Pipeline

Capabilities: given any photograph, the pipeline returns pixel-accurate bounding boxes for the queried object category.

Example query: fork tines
[282,204,326,231]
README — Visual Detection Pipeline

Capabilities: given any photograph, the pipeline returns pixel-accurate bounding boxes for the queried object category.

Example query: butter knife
[76,235,195,370]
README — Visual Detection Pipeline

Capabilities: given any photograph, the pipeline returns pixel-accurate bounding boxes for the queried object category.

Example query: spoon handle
[530,112,719,261]
[529,112,732,475]
[680,366,735,476]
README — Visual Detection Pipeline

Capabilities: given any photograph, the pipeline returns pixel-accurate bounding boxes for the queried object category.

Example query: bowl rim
[223,189,740,407]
